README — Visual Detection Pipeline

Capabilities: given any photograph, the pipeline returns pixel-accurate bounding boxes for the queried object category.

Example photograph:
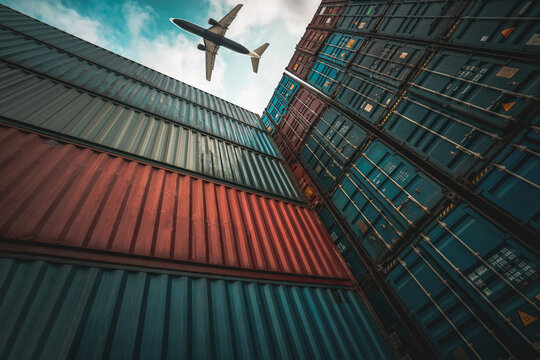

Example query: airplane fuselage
[171,18,249,55]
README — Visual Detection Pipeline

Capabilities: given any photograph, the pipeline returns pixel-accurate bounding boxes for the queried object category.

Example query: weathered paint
[0,63,300,201]
[0,125,350,283]
[0,4,261,128]
[286,50,315,80]
[387,203,540,359]
[297,28,329,55]
[337,2,390,34]
[0,257,394,360]
[0,26,275,155]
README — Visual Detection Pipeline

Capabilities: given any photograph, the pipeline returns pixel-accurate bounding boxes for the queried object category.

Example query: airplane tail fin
[251,42,269,73]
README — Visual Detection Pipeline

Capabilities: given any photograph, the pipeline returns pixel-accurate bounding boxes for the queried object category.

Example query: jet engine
[197,44,206,51]
[208,18,218,26]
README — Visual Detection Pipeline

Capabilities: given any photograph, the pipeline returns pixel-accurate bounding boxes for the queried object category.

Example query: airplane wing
[208,4,242,37]
[204,39,219,81]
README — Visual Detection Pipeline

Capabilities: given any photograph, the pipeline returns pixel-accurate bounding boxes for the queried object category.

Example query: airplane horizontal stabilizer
[251,43,269,73]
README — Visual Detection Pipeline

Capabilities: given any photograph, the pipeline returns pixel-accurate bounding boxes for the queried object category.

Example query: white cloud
[2,0,320,114]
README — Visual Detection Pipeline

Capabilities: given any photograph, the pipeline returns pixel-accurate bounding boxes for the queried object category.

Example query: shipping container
[296,28,330,55]
[0,126,351,283]
[272,131,295,166]
[264,95,288,127]
[291,162,322,208]
[337,1,389,34]
[387,203,540,359]
[0,257,394,360]
[332,140,445,262]
[307,59,345,96]
[377,1,467,41]
[308,2,346,30]
[274,74,300,105]
[0,63,300,200]
[0,5,261,128]
[318,206,369,282]
[278,87,326,153]
[300,107,369,192]
[261,113,275,134]
[383,49,540,180]
[447,0,540,55]
[0,26,272,154]
[287,50,315,80]
[349,37,428,89]
[318,32,364,68]
[476,119,540,232]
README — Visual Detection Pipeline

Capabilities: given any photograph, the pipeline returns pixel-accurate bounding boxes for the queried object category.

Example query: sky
[1,0,319,114]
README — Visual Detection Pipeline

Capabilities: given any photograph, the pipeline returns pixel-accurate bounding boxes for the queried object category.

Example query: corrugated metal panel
[275,74,300,105]
[291,162,322,208]
[261,113,275,134]
[318,206,368,281]
[265,95,288,126]
[0,4,262,129]
[286,50,315,80]
[300,107,368,192]
[273,131,295,166]
[387,203,540,359]
[377,1,466,41]
[447,0,540,55]
[280,87,327,152]
[0,63,300,200]
[307,59,344,96]
[309,2,346,30]
[297,28,329,55]
[337,2,389,34]
[477,120,540,232]
[0,26,276,156]
[332,140,445,262]
[0,126,348,282]
[349,37,428,90]
[0,257,394,360]
[383,50,540,179]
[318,32,364,68]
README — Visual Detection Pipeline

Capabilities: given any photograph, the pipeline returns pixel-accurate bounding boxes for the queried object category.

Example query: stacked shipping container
[0,5,396,359]
[263,0,540,358]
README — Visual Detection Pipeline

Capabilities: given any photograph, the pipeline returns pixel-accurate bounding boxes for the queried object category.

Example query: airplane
[170,4,269,81]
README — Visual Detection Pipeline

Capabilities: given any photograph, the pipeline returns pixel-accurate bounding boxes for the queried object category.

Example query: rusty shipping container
[286,50,316,80]
[0,125,351,286]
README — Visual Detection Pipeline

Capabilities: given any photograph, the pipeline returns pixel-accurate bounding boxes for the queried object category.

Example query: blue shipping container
[307,59,345,96]
[261,113,275,134]
[383,49,540,179]
[318,32,364,68]
[477,119,540,232]
[300,107,368,192]
[332,140,444,262]
[265,94,288,126]
[387,203,540,359]
[0,257,394,360]
[447,0,540,55]
[274,73,300,105]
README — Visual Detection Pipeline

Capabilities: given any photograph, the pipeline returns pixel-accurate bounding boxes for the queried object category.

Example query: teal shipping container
[477,119,540,233]
[332,140,445,262]
[383,49,540,180]
[0,257,394,360]
[307,59,345,96]
[387,203,540,359]
[337,2,389,34]
[318,32,364,68]
[0,63,301,201]
[300,107,368,192]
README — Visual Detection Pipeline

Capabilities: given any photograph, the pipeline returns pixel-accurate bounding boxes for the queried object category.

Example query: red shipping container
[308,2,346,30]
[0,125,352,285]
[272,131,295,166]
[286,50,315,80]
[291,162,322,208]
[297,28,330,55]
[279,87,327,152]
